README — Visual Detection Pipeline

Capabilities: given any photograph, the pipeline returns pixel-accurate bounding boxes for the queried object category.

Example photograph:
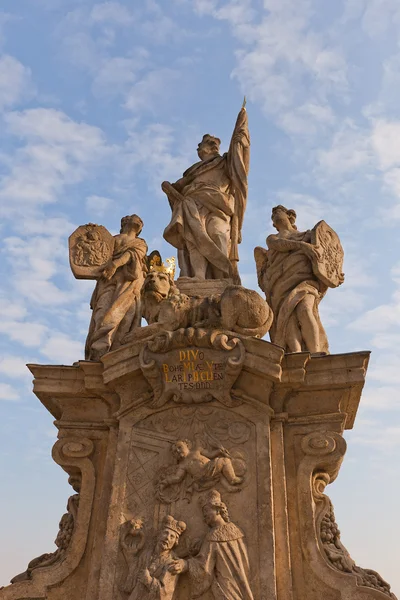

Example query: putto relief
[155,436,246,503]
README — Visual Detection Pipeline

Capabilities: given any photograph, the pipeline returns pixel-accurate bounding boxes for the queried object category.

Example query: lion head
[141,271,182,324]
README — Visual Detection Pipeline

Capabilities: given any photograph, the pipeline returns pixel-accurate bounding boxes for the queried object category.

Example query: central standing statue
[162,102,249,284]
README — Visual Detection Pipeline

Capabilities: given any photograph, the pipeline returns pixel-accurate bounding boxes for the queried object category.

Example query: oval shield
[69,224,115,280]
[310,220,344,288]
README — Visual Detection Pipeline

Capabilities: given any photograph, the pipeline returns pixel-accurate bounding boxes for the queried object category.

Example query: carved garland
[3,437,95,600]
[313,473,396,598]
[298,431,396,599]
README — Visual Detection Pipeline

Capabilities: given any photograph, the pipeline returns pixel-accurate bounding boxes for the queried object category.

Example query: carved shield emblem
[310,220,344,288]
[69,224,115,279]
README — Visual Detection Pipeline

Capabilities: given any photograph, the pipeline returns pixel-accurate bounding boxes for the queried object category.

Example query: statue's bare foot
[231,476,243,485]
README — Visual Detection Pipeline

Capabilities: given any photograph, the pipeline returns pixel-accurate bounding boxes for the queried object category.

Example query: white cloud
[0,54,33,111]
[123,121,194,190]
[362,385,400,410]
[124,68,180,114]
[316,120,372,176]
[91,54,148,98]
[0,318,48,348]
[0,108,111,209]
[0,382,19,401]
[90,2,134,25]
[40,333,82,364]
[86,194,114,216]
[360,0,400,38]
[229,0,348,126]
[0,356,32,379]
[370,119,400,170]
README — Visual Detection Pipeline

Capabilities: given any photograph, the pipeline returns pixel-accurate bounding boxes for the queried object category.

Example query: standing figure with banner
[162,101,250,284]
[254,205,344,354]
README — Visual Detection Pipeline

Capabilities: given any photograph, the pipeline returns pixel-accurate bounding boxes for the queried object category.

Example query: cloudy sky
[0,0,399,592]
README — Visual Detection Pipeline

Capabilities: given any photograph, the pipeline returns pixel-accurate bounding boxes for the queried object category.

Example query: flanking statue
[69,215,148,360]
[254,205,344,354]
[162,101,250,284]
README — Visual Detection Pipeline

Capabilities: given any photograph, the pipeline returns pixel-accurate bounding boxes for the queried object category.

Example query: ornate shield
[310,220,344,288]
[69,224,115,280]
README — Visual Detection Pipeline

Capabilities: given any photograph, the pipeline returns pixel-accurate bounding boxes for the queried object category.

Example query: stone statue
[169,489,254,599]
[124,267,272,344]
[162,101,250,284]
[120,518,146,593]
[128,515,186,600]
[85,214,148,360]
[254,205,344,354]
[156,437,245,503]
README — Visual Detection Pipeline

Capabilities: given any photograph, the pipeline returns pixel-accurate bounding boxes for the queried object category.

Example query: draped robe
[128,548,180,600]
[163,108,249,284]
[188,522,254,600]
[262,230,328,353]
[85,236,147,359]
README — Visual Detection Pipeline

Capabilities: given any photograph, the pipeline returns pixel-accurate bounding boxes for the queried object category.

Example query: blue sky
[0,0,399,592]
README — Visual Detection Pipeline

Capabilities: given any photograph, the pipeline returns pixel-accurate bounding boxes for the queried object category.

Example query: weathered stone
[255,205,344,354]
[162,102,249,283]
[2,335,395,600]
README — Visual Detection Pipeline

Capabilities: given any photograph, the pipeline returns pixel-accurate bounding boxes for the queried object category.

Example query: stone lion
[125,271,273,342]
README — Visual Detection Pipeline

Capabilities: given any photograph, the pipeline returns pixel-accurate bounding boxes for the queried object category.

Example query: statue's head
[156,515,186,553]
[197,134,221,161]
[271,205,297,232]
[201,489,230,527]
[120,214,143,235]
[171,439,192,460]
[142,270,174,302]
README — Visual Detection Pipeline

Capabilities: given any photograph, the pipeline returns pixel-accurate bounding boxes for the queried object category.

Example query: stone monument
[1,104,396,600]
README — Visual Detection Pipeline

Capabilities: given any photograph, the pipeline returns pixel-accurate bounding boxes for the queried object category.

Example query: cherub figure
[156,437,245,503]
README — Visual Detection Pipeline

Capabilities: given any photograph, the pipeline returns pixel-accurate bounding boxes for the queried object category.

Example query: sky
[0,0,399,593]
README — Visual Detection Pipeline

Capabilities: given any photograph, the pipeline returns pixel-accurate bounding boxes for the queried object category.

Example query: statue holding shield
[254,205,344,354]
[162,101,249,284]
[69,215,148,360]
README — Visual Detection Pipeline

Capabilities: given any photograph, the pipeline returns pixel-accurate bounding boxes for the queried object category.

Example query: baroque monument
[1,102,396,600]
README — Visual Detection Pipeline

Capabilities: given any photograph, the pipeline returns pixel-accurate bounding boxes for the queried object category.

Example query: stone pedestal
[1,333,396,600]
[176,277,232,298]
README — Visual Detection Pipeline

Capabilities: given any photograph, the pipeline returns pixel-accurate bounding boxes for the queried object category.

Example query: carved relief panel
[108,402,274,600]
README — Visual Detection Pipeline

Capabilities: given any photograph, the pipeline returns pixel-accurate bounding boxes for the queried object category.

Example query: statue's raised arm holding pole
[162,100,250,284]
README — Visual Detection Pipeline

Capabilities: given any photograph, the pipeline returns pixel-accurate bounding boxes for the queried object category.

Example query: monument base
[1,335,396,600]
